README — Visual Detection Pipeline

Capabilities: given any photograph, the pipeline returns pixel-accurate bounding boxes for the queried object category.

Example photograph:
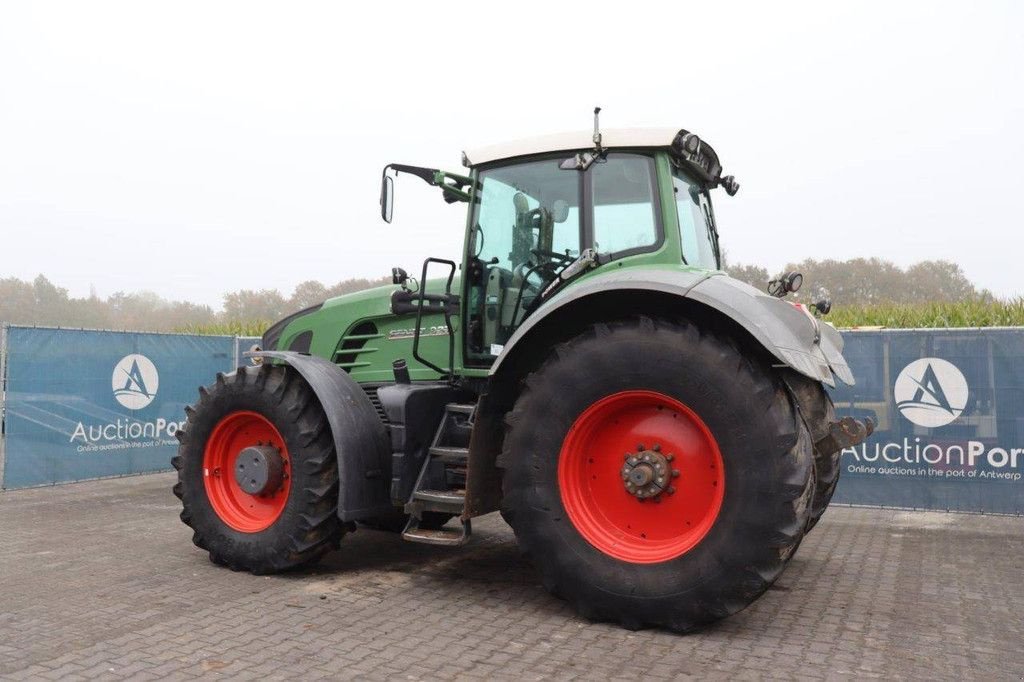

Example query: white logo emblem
[894,357,968,428]
[112,354,159,410]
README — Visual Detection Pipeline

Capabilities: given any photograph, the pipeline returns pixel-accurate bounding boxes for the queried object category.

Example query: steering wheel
[530,248,575,266]
[513,259,556,289]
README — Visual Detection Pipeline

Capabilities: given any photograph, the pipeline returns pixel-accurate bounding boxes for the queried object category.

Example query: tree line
[0,275,389,332]
[0,258,997,333]
[723,257,990,305]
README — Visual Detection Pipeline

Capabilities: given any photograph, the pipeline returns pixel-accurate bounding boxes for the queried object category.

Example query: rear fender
[248,351,392,521]
[687,275,854,386]
[488,271,853,387]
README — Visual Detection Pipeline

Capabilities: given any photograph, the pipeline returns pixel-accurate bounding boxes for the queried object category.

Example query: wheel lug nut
[652,444,661,452]
[672,470,680,478]
[637,443,644,451]
[666,454,674,462]
[668,486,676,494]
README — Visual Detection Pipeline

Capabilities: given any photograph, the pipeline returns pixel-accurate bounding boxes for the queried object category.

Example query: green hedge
[826,298,1024,329]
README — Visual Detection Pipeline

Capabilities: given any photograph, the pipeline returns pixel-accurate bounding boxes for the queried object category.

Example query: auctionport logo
[894,357,968,428]
[70,353,182,449]
[112,354,159,410]
[843,354,1023,482]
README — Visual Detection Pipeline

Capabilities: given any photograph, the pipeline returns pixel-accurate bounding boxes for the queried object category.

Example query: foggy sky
[1,1,1021,309]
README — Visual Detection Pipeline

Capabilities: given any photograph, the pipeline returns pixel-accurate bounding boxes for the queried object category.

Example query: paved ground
[0,473,1022,681]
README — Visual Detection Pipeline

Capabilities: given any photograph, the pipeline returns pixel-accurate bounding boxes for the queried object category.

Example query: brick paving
[0,472,1022,680]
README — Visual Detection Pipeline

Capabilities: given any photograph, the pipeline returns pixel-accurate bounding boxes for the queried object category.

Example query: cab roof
[462,127,685,167]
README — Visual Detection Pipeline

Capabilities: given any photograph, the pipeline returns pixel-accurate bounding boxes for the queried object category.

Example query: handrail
[412,257,458,380]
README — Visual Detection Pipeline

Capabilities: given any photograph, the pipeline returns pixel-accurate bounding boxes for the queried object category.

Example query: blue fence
[0,327,237,489]
[1,325,1023,513]
[829,328,1023,514]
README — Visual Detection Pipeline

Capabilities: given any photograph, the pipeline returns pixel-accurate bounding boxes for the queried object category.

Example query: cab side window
[672,167,719,269]
[591,154,659,256]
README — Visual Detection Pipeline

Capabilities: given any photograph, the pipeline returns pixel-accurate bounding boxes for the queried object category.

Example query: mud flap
[246,351,392,521]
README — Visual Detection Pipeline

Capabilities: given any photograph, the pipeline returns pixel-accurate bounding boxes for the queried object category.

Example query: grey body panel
[247,351,393,521]
[489,270,854,387]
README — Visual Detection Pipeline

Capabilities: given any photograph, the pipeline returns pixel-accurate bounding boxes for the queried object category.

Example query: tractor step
[411,488,465,513]
[401,516,471,546]
[444,402,475,417]
[401,401,477,546]
[428,445,469,463]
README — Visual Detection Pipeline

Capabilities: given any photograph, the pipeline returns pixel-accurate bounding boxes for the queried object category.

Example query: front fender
[248,351,392,521]
[488,270,853,387]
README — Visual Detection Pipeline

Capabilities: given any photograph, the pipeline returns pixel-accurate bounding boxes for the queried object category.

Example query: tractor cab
[381,120,740,373]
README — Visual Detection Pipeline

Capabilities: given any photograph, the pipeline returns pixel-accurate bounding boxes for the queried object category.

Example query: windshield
[672,165,719,269]
[470,159,581,272]
[465,158,582,362]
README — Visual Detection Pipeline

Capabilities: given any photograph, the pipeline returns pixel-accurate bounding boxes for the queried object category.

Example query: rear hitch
[814,416,875,455]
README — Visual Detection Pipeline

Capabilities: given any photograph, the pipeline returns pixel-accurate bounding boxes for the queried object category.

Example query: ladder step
[429,445,469,463]
[411,488,465,513]
[445,403,475,416]
[401,517,471,546]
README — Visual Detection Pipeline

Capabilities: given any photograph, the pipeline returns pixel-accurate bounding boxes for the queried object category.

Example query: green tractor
[173,112,872,631]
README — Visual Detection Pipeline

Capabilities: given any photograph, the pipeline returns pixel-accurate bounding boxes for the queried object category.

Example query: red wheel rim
[558,390,724,563]
[203,411,290,532]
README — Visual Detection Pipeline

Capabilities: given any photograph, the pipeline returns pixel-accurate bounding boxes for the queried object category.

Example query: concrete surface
[0,472,1021,680]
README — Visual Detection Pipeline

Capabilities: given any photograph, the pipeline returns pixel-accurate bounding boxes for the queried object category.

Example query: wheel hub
[620,444,680,501]
[558,390,725,563]
[234,445,285,496]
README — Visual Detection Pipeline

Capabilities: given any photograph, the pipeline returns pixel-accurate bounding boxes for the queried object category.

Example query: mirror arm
[433,170,476,203]
[380,163,479,219]
[385,163,439,185]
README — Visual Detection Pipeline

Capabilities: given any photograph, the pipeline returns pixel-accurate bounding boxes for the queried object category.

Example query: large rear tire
[172,365,342,574]
[500,317,814,632]
[785,372,840,532]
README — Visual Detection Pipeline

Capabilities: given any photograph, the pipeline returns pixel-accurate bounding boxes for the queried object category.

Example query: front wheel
[500,318,814,632]
[172,365,342,573]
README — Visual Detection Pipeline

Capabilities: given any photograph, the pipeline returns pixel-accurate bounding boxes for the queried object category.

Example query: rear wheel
[785,372,839,532]
[500,318,814,632]
[172,365,342,573]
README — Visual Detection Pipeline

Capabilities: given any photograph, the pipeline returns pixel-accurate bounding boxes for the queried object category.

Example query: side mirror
[380,175,394,223]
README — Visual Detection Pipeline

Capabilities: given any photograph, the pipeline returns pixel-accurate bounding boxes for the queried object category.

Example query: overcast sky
[1,1,1021,308]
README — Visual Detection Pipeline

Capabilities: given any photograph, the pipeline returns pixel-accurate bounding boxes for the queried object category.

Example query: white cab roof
[462,127,682,167]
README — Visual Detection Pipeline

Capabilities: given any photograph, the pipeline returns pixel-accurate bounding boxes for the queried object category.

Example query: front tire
[172,365,342,574]
[500,318,814,632]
